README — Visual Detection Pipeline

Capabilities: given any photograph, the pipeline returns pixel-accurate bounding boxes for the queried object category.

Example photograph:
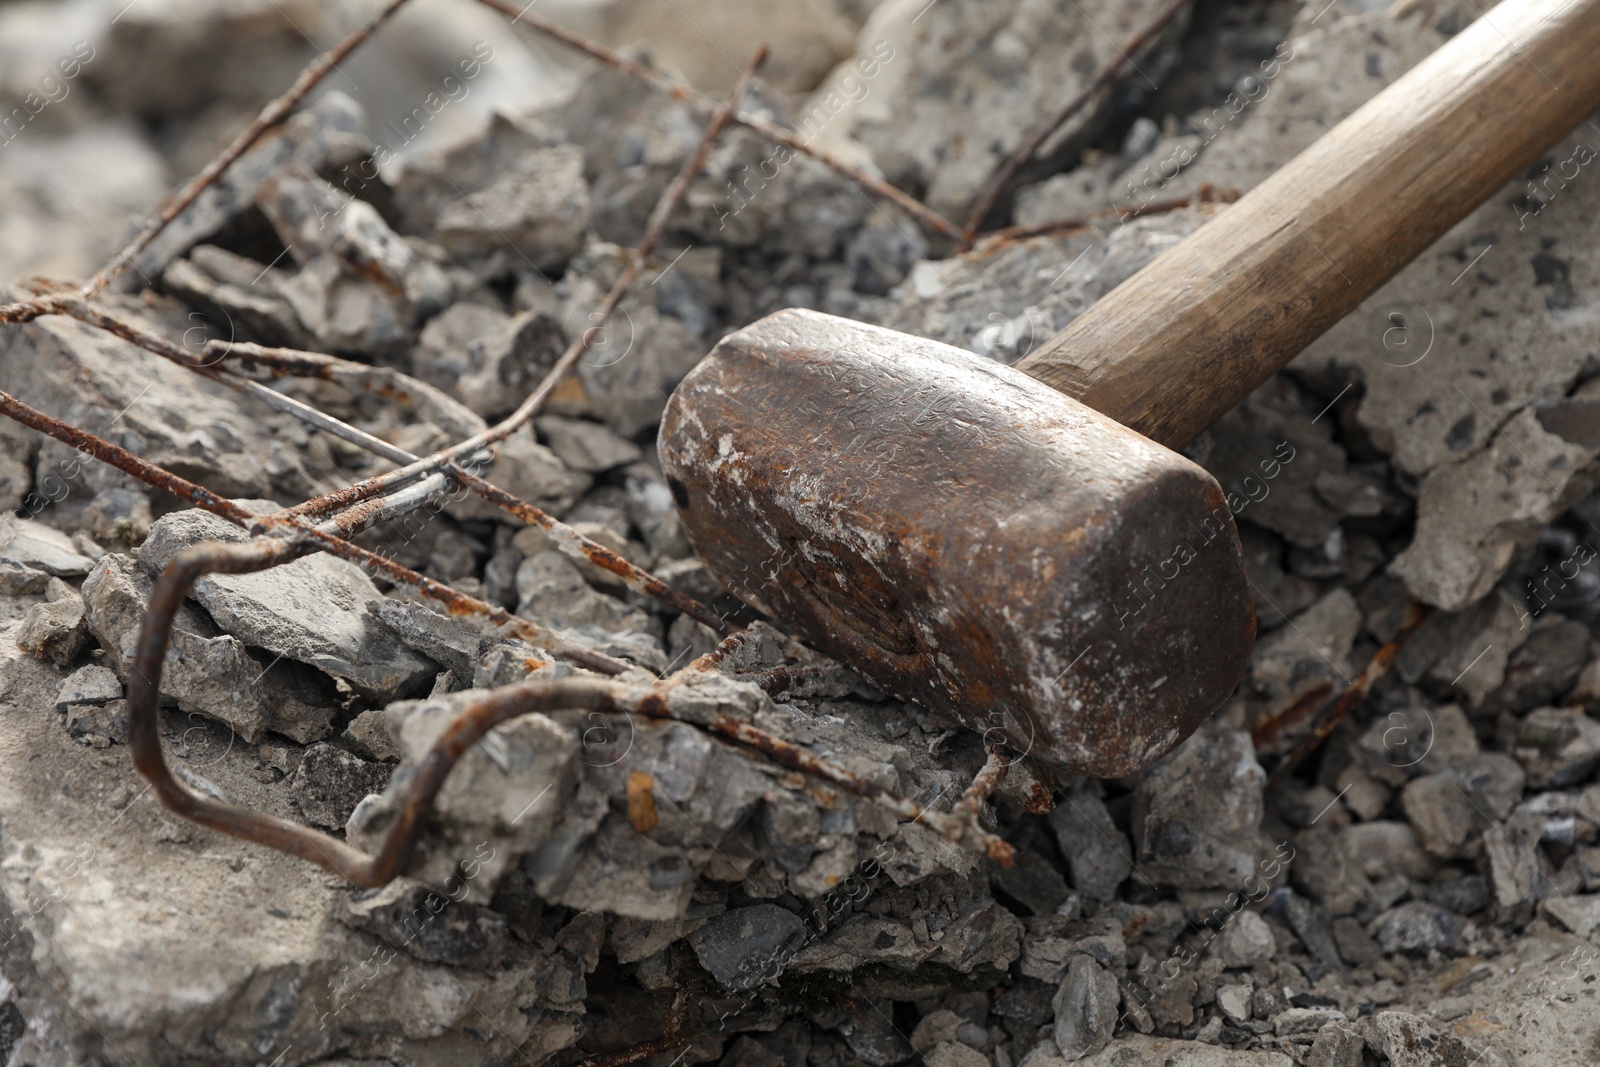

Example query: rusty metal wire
[0,24,1010,893]
[960,0,1200,242]
[1264,602,1435,787]
[975,185,1241,248]
[471,0,965,243]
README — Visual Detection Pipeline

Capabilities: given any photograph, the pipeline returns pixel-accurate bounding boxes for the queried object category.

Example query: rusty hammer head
[658,309,1254,777]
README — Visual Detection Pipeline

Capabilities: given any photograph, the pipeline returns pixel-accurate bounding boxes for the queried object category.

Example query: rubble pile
[1,0,1599,1065]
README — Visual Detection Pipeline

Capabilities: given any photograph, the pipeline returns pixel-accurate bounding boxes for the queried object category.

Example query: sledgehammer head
[659,309,1254,777]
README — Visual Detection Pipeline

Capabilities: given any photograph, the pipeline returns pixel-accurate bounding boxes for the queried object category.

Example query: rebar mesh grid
[3,0,1168,891]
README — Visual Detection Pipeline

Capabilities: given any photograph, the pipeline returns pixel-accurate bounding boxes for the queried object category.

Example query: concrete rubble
[0,0,1599,1064]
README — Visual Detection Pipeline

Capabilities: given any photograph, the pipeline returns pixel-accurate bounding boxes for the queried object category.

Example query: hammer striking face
[659,309,1255,777]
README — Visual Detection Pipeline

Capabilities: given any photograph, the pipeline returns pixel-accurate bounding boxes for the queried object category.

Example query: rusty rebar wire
[258,46,771,534]
[127,543,634,886]
[976,185,1241,247]
[471,0,964,242]
[643,694,1015,864]
[0,16,1017,894]
[120,546,1002,887]
[1266,602,1435,787]
[949,745,1011,831]
[960,0,1199,243]
[0,388,629,674]
[205,341,731,633]
[83,0,413,296]
[17,288,730,633]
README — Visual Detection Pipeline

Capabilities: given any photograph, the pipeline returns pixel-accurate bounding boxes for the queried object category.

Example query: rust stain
[1023,780,1056,815]
[627,771,658,832]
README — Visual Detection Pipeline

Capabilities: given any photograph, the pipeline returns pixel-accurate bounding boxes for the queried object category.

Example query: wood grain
[1015,0,1600,449]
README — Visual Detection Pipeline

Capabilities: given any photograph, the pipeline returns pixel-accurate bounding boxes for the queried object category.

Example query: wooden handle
[1015,0,1600,448]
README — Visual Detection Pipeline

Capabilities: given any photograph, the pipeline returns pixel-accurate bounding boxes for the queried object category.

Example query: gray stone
[16,595,86,668]
[689,904,808,991]
[343,708,400,762]
[1425,875,1491,916]
[456,309,566,421]
[624,465,692,561]
[0,560,49,596]
[1373,1012,1476,1067]
[367,597,490,680]
[139,508,437,702]
[1238,526,1321,630]
[349,688,581,900]
[433,146,591,274]
[1048,789,1133,902]
[162,244,317,350]
[1306,1021,1365,1067]
[1216,982,1253,1024]
[1024,921,1126,985]
[1451,753,1527,821]
[276,252,417,358]
[1288,826,1370,917]
[1401,773,1486,860]
[412,300,511,395]
[0,516,93,578]
[1371,901,1466,955]
[1543,894,1600,940]
[1020,918,1126,985]
[924,1041,988,1067]
[1484,811,1551,917]
[1054,1034,1294,1065]
[837,1002,915,1065]
[1250,589,1361,704]
[1332,765,1390,822]
[1132,729,1272,889]
[536,415,643,473]
[1573,845,1600,891]
[254,165,449,321]
[1213,910,1276,969]
[80,488,152,548]
[1329,916,1383,968]
[1481,616,1592,716]
[791,887,1022,978]
[1052,954,1119,1059]
[872,213,1208,373]
[1352,700,1476,788]
[515,550,654,638]
[1274,1007,1345,1036]
[910,1008,965,1054]
[0,301,318,509]
[1204,388,1349,550]
[1395,404,1600,610]
[338,878,508,968]
[514,521,645,596]
[54,664,121,710]
[991,849,1071,917]
[828,0,1184,219]
[550,243,709,438]
[1340,822,1437,882]
[1510,706,1600,789]
[291,743,392,831]
[64,699,128,747]
[1396,589,1529,709]
[138,85,373,268]
[1283,893,1343,971]
[82,553,336,744]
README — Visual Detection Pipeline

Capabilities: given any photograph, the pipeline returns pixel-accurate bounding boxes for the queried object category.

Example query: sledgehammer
[659,0,1600,777]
